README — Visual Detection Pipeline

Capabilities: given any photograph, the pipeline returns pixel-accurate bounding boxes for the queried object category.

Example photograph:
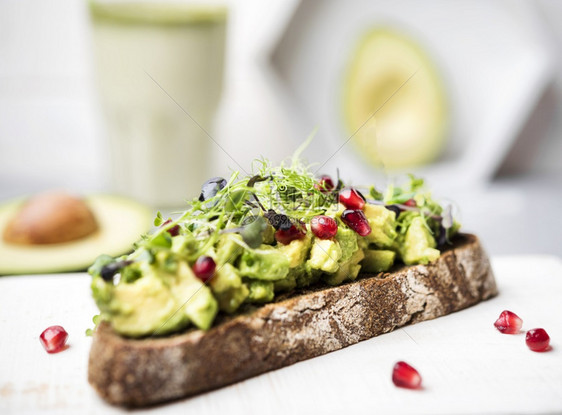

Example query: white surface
[1,255,561,414]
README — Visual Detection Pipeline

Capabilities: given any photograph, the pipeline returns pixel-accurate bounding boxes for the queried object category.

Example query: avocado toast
[87,159,497,406]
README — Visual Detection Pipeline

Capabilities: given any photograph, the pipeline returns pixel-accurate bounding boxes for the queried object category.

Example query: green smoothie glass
[90,1,227,207]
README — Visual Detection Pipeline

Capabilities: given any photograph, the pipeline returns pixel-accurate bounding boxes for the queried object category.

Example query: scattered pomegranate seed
[494,310,523,334]
[162,219,180,237]
[310,215,338,239]
[39,325,68,353]
[392,361,422,389]
[193,256,216,283]
[315,175,335,193]
[341,209,371,236]
[404,198,417,207]
[339,188,365,210]
[526,328,551,352]
[275,223,306,245]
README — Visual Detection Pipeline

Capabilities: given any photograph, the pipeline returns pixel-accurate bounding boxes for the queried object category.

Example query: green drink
[90,1,227,207]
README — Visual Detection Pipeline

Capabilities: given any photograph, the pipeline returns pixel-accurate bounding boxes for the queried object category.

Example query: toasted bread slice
[88,234,496,407]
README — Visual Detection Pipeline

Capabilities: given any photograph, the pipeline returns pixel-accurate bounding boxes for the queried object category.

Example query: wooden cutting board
[1,255,561,414]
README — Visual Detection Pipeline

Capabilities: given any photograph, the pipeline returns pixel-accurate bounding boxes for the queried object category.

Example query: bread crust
[88,234,497,407]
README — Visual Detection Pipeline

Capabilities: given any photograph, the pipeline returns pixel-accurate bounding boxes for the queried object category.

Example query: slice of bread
[88,234,497,407]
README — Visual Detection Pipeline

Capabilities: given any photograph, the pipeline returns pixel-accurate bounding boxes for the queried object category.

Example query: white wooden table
[1,255,561,414]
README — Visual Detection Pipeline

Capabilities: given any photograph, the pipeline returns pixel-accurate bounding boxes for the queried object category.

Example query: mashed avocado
[208,263,248,313]
[399,216,440,265]
[363,204,397,248]
[308,239,342,273]
[91,260,217,336]
[361,249,396,273]
[89,161,459,337]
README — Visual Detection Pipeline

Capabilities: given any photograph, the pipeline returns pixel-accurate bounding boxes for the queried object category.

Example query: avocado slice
[400,216,440,265]
[238,246,290,281]
[209,263,249,313]
[343,28,448,168]
[363,204,397,249]
[307,239,342,274]
[0,195,152,275]
[323,248,365,286]
[361,249,396,274]
[246,280,275,304]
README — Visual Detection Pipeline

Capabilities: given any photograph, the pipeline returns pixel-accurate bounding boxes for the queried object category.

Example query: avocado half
[0,195,152,275]
[343,28,448,169]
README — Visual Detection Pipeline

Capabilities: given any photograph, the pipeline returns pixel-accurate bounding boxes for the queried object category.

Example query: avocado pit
[2,191,99,245]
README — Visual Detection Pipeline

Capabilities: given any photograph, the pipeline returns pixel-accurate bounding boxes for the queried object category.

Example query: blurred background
[1,0,561,257]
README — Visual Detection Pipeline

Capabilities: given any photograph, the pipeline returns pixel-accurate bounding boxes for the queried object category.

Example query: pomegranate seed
[341,209,371,236]
[392,361,422,389]
[39,325,68,353]
[162,219,180,237]
[315,175,335,193]
[193,256,216,283]
[310,215,338,239]
[494,310,523,334]
[339,188,365,210]
[404,198,417,207]
[526,328,550,352]
[275,223,306,245]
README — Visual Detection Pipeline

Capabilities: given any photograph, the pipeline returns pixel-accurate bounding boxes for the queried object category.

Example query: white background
[0,0,561,255]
